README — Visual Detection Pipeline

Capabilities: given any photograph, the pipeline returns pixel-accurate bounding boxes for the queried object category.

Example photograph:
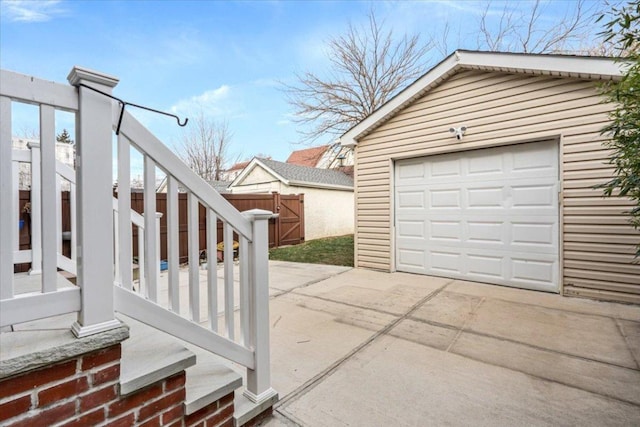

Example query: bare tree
[477,0,599,54]
[283,10,433,142]
[177,111,233,182]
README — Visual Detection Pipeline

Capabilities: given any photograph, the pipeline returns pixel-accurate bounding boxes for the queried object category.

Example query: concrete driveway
[263,261,640,426]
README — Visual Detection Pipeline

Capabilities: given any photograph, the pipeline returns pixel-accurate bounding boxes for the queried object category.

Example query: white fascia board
[457,51,623,80]
[228,158,258,188]
[229,158,291,189]
[339,53,459,147]
[288,180,354,191]
[339,50,622,147]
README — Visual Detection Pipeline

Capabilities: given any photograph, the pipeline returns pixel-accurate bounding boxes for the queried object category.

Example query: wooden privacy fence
[16,190,304,270]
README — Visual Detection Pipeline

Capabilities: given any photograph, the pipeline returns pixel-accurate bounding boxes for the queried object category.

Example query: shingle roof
[207,180,231,193]
[286,145,329,167]
[258,158,353,189]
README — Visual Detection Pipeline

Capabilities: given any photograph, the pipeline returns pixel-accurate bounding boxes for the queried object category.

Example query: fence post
[68,67,121,337]
[242,209,278,405]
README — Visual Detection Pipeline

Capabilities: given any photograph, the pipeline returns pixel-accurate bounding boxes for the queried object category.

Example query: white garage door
[395,141,559,292]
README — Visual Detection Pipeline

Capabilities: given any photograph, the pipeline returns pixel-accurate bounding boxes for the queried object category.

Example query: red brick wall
[0,344,234,427]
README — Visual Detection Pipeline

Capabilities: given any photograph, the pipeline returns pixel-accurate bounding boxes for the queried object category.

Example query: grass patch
[269,234,354,267]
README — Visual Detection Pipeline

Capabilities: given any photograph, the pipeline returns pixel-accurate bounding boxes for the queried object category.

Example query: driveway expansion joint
[274,280,454,410]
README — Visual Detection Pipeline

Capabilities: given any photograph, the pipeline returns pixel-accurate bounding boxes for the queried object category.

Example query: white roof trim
[229,158,289,188]
[287,181,354,191]
[339,50,624,146]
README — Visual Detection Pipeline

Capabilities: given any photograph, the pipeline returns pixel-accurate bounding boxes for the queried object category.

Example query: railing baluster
[167,176,180,313]
[56,173,62,256]
[223,221,235,340]
[188,192,200,322]
[143,155,157,301]
[40,105,57,293]
[28,142,42,275]
[207,208,218,332]
[138,226,145,292]
[70,180,76,267]
[0,96,13,297]
[113,209,120,284]
[155,212,162,288]
[12,156,19,256]
[117,134,132,289]
[239,236,249,346]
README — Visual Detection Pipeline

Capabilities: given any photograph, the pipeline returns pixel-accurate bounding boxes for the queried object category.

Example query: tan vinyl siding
[354,69,640,303]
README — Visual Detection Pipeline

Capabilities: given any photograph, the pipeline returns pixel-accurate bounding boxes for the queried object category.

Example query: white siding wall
[355,70,640,303]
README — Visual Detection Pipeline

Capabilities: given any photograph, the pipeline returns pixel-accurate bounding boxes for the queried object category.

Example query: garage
[395,141,559,292]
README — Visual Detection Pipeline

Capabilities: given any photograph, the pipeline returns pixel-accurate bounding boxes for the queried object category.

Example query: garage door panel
[429,220,462,241]
[468,153,504,176]
[397,162,425,180]
[397,190,425,209]
[430,158,461,178]
[512,258,556,285]
[467,187,505,208]
[397,248,425,269]
[430,250,463,274]
[395,141,559,292]
[430,189,462,208]
[467,253,504,278]
[511,184,556,208]
[513,144,557,173]
[397,220,425,238]
[511,222,555,246]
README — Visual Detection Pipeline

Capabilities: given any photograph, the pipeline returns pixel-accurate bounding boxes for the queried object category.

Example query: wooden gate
[276,194,305,246]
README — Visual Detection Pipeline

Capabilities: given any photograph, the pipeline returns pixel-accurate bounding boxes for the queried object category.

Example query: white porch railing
[0,67,276,404]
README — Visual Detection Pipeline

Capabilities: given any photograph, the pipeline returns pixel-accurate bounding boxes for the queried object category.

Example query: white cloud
[1,0,65,23]
[170,85,232,117]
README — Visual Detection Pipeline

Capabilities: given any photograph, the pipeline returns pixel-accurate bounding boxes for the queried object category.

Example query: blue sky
[1,0,609,164]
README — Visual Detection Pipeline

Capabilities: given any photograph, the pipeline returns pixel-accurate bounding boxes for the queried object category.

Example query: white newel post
[242,209,278,404]
[68,67,121,337]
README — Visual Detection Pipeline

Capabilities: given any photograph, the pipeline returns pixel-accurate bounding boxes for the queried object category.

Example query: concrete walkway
[262,262,640,426]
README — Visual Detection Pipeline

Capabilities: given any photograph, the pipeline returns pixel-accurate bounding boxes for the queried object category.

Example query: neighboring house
[287,144,354,170]
[13,137,74,189]
[229,158,354,240]
[286,145,328,167]
[340,50,640,304]
[221,160,251,181]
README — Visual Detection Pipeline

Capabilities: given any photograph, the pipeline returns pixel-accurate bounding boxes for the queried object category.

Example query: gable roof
[339,50,624,146]
[230,157,353,191]
[286,145,329,167]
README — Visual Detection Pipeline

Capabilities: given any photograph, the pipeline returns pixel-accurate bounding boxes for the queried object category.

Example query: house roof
[226,160,250,172]
[231,157,353,191]
[207,180,231,193]
[339,50,624,146]
[286,145,329,167]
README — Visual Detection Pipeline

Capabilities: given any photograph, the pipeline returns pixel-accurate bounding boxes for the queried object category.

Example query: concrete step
[182,344,242,415]
[174,344,279,426]
[118,314,243,417]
